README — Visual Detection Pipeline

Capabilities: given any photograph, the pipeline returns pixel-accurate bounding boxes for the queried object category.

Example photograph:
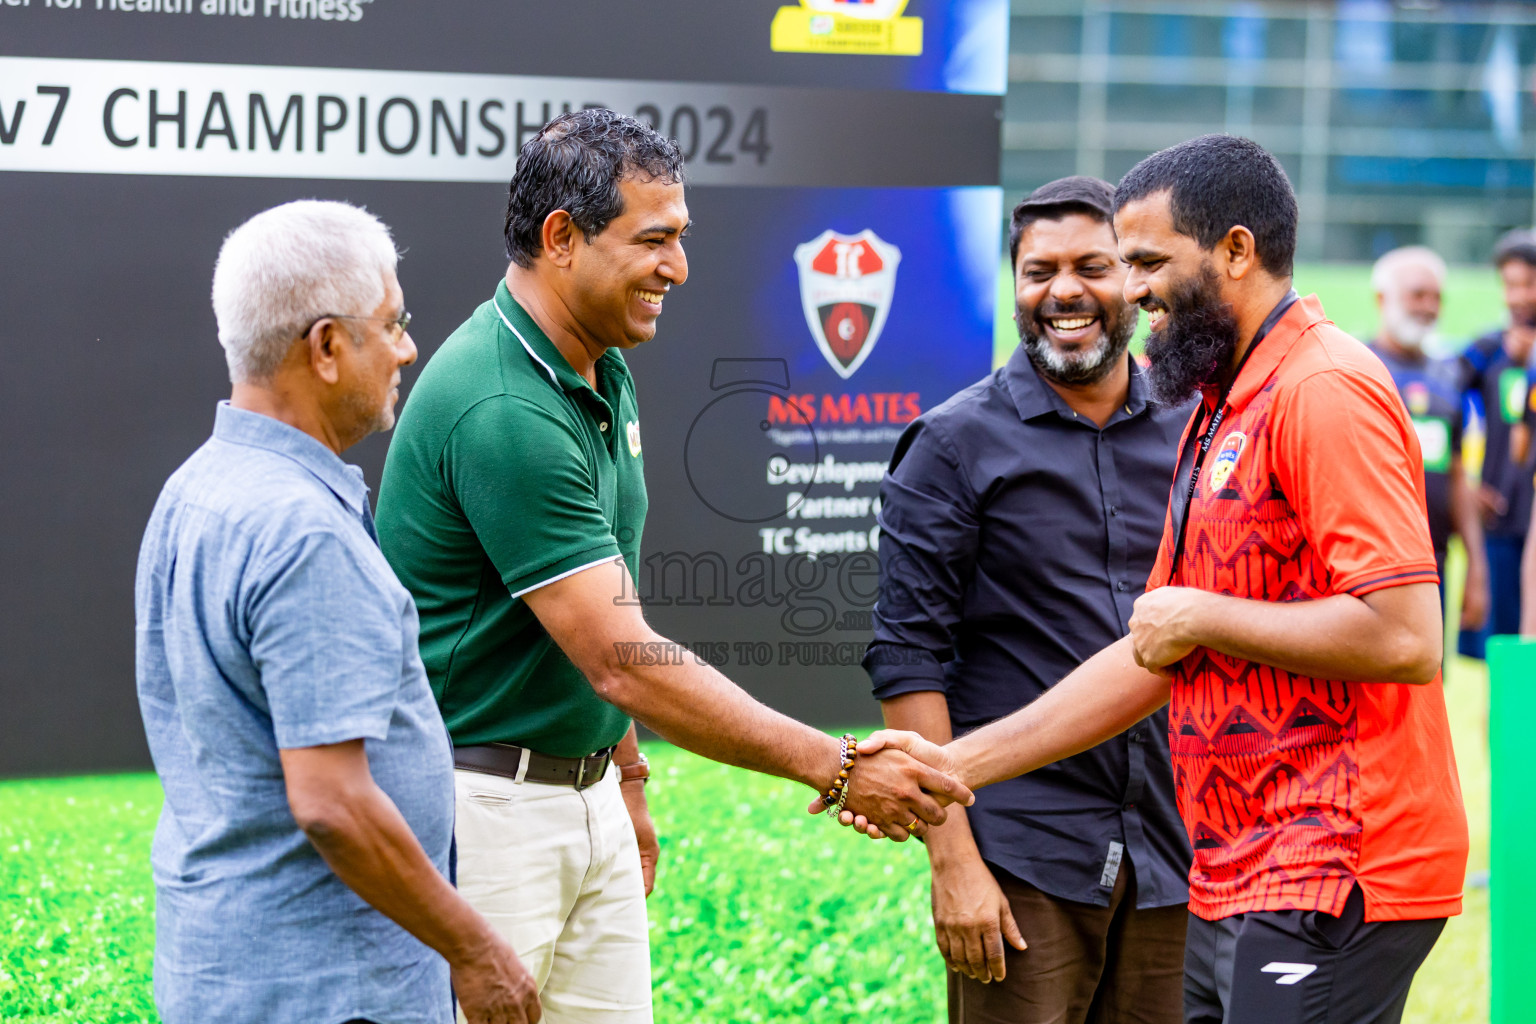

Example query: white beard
[1381,298,1436,353]
[1026,330,1114,378]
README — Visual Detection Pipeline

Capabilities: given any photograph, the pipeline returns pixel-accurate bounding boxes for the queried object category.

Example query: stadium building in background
[1004,0,1536,263]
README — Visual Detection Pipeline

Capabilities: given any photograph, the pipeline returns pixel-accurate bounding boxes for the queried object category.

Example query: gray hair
[211,200,399,383]
[1371,245,1446,298]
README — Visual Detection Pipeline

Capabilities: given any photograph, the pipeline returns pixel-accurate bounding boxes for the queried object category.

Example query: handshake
[805,731,973,842]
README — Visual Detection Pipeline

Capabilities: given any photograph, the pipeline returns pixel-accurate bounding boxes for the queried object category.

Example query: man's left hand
[620,779,658,897]
[1128,587,1205,674]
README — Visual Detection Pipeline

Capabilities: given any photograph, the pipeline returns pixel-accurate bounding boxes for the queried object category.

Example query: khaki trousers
[453,767,651,1024]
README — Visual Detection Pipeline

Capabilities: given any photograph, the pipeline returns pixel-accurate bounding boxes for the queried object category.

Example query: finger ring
[905,818,920,830]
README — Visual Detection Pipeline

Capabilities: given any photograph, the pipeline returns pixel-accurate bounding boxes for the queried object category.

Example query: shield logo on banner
[793,229,902,380]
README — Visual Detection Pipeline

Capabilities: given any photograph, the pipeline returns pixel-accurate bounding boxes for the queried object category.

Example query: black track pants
[1183,886,1445,1024]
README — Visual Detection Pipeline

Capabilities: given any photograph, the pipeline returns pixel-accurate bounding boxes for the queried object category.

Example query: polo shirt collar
[491,279,629,395]
[212,401,369,516]
[1003,341,1150,425]
[1218,291,1321,412]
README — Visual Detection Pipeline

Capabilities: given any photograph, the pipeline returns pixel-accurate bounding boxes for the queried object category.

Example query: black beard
[1015,300,1136,387]
[1143,265,1241,406]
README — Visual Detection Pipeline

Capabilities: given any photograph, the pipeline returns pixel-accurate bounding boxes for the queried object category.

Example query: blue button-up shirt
[135,403,454,1024]
[865,348,1193,908]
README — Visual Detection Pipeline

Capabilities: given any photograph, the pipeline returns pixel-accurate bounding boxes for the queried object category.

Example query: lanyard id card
[1165,290,1298,579]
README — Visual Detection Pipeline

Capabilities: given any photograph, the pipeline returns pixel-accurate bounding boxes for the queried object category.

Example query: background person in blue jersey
[1522,388,1536,634]
[1521,354,1536,635]
[1459,229,1536,656]
[1367,246,1489,635]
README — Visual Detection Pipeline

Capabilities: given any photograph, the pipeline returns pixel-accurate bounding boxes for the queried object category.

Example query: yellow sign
[771,0,923,56]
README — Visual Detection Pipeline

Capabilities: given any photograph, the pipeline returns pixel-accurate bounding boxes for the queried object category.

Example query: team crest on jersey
[793,229,902,380]
[1207,432,1247,493]
[1404,381,1431,416]
[626,420,642,458]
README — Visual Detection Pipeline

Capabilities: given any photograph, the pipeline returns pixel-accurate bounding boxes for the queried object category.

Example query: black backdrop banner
[0,0,1006,775]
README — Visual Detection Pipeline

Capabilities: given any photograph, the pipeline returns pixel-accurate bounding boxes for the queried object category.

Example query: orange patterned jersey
[1147,295,1468,923]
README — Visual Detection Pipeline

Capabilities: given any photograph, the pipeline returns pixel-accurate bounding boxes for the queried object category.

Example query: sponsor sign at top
[1,0,1007,97]
[771,0,923,57]
[0,0,369,18]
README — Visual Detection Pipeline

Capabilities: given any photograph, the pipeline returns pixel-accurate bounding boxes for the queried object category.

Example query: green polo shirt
[376,280,647,757]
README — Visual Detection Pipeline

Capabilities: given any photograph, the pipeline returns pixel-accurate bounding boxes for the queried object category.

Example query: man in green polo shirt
[376,108,968,1023]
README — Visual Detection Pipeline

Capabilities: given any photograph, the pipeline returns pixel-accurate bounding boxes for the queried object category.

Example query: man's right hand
[451,931,542,1024]
[931,853,1026,983]
[281,742,541,1024]
[806,730,973,839]
[1477,482,1508,524]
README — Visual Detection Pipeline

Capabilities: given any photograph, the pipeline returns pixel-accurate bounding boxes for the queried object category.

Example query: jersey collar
[1213,291,1325,414]
[491,279,631,396]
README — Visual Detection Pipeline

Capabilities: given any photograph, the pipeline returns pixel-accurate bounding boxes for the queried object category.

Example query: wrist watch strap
[618,753,650,784]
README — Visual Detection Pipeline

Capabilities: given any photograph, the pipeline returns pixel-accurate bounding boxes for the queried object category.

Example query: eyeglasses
[302,310,412,340]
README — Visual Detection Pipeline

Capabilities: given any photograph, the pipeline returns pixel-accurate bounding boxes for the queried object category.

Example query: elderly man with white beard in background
[1367,245,1490,633]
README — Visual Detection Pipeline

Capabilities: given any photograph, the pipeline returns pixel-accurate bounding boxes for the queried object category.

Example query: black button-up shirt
[864,346,1193,908]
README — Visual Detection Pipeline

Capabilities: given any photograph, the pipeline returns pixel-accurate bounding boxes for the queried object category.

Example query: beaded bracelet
[823,733,858,818]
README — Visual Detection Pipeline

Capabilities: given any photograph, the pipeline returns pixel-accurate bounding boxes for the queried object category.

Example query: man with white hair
[135,200,540,1024]
[1368,245,1489,632]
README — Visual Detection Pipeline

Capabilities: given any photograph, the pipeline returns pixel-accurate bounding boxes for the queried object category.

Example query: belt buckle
[575,747,612,791]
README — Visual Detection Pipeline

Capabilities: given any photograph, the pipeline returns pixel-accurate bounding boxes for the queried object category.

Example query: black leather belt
[453,742,614,791]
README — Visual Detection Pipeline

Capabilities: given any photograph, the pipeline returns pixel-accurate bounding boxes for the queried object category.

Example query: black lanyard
[1166,290,1299,576]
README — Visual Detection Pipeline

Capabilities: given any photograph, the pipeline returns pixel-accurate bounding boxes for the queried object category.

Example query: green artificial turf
[0,781,159,1023]
[0,652,1493,1023]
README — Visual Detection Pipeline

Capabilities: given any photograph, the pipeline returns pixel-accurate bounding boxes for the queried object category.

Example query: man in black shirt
[865,177,1192,1024]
